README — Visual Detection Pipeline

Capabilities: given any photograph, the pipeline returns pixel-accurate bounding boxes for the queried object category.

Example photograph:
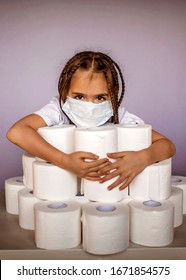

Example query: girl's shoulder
[34,96,69,126]
[119,105,145,125]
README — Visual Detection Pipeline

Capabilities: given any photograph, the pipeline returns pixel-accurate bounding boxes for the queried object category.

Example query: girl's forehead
[72,69,106,80]
[70,70,108,87]
[69,70,108,93]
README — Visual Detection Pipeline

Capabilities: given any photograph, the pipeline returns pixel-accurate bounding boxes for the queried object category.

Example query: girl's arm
[7,114,110,180]
[98,129,176,190]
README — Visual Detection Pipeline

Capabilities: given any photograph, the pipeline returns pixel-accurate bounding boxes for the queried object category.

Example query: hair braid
[104,70,119,123]
[111,60,125,106]
[58,63,80,110]
[96,53,121,123]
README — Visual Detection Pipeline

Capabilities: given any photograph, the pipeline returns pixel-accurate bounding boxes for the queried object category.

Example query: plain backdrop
[0,0,186,189]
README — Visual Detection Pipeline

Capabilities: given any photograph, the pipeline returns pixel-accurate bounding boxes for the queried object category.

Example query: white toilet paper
[69,193,89,205]
[33,161,77,200]
[120,195,133,206]
[75,126,127,202]
[82,202,129,255]
[18,188,40,230]
[167,187,183,228]
[5,176,25,214]
[82,179,128,202]
[22,153,36,190]
[171,175,186,214]
[117,124,152,151]
[75,125,117,157]
[34,200,81,249]
[130,159,172,200]
[129,200,174,247]
[37,124,75,153]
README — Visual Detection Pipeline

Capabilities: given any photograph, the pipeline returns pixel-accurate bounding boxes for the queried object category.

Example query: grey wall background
[0,0,186,189]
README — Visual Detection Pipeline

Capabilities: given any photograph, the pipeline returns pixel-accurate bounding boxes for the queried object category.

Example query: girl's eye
[97,95,106,101]
[74,95,83,100]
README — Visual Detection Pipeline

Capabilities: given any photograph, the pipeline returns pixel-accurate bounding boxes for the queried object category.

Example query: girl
[7,51,176,190]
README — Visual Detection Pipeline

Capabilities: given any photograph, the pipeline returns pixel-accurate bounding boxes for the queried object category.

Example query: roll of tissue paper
[33,161,77,200]
[82,202,129,255]
[129,200,174,247]
[5,176,25,214]
[81,179,128,202]
[167,187,183,227]
[117,124,152,151]
[75,126,128,202]
[37,124,75,153]
[130,159,172,200]
[120,195,133,206]
[18,188,40,230]
[34,200,81,249]
[75,125,117,157]
[69,193,89,205]
[22,153,36,190]
[171,175,186,214]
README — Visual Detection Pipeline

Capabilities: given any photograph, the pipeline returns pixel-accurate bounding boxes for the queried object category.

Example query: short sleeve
[119,105,145,125]
[34,96,67,126]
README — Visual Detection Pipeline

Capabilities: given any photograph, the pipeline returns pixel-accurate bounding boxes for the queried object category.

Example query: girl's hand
[98,151,148,190]
[63,151,111,180]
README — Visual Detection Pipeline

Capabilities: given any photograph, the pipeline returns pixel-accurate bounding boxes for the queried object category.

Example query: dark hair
[58,51,125,123]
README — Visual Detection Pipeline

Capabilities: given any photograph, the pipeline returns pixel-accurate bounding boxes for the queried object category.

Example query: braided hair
[58,51,125,124]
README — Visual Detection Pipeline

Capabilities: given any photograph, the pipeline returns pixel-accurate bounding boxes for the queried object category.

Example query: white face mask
[62,96,113,128]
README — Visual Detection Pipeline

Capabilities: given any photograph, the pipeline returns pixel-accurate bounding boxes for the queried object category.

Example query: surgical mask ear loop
[62,108,75,125]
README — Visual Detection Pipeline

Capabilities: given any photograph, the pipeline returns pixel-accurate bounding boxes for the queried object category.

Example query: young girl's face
[68,69,110,104]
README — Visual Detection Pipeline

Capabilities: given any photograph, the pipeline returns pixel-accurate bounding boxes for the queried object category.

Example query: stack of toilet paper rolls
[117,124,183,246]
[4,123,185,254]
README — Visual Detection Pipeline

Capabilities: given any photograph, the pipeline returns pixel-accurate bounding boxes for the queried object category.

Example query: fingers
[81,152,99,160]
[99,169,118,183]
[107,177,131,191]
[98,161,118,176]
[85,170,101,179]
[79,160,111,180]
[84,158,111,171]
[84,175,100,181]
[88,160,111,172]
[107,152,128,159]
[118,178,131,190]
[76,152,111,176]
[84,162,111,180]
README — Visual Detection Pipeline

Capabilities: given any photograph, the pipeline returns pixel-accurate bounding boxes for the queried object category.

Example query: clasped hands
[67,150,148,190]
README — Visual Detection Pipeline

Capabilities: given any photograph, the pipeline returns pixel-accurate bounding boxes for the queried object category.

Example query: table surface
[0,188,186,260]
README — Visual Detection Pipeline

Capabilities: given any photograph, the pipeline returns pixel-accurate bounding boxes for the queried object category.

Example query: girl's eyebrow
[71,92,86,95]
[96,93,109,96]
[72,92,109,96]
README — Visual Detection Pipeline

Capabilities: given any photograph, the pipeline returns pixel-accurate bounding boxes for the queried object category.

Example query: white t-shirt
[34,96,144,126]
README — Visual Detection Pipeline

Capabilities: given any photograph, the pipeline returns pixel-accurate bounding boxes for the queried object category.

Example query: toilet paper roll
[33,161,77,200]
[75,126,127,202]
[5,176,25,214]
[74,125,117,157]
[37,124,75,153]
[130,159,172,200]
[22,153,36,189]
[117,124,152,151]
[82,202,129,255]
[171,175,186,214]
[120,195,133,205]
[82,179,128,202]
[18,188,40,230]
[167,187,183,228]
[34,200,81,249]
[129,200,174,247]
[69,193,89,205]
